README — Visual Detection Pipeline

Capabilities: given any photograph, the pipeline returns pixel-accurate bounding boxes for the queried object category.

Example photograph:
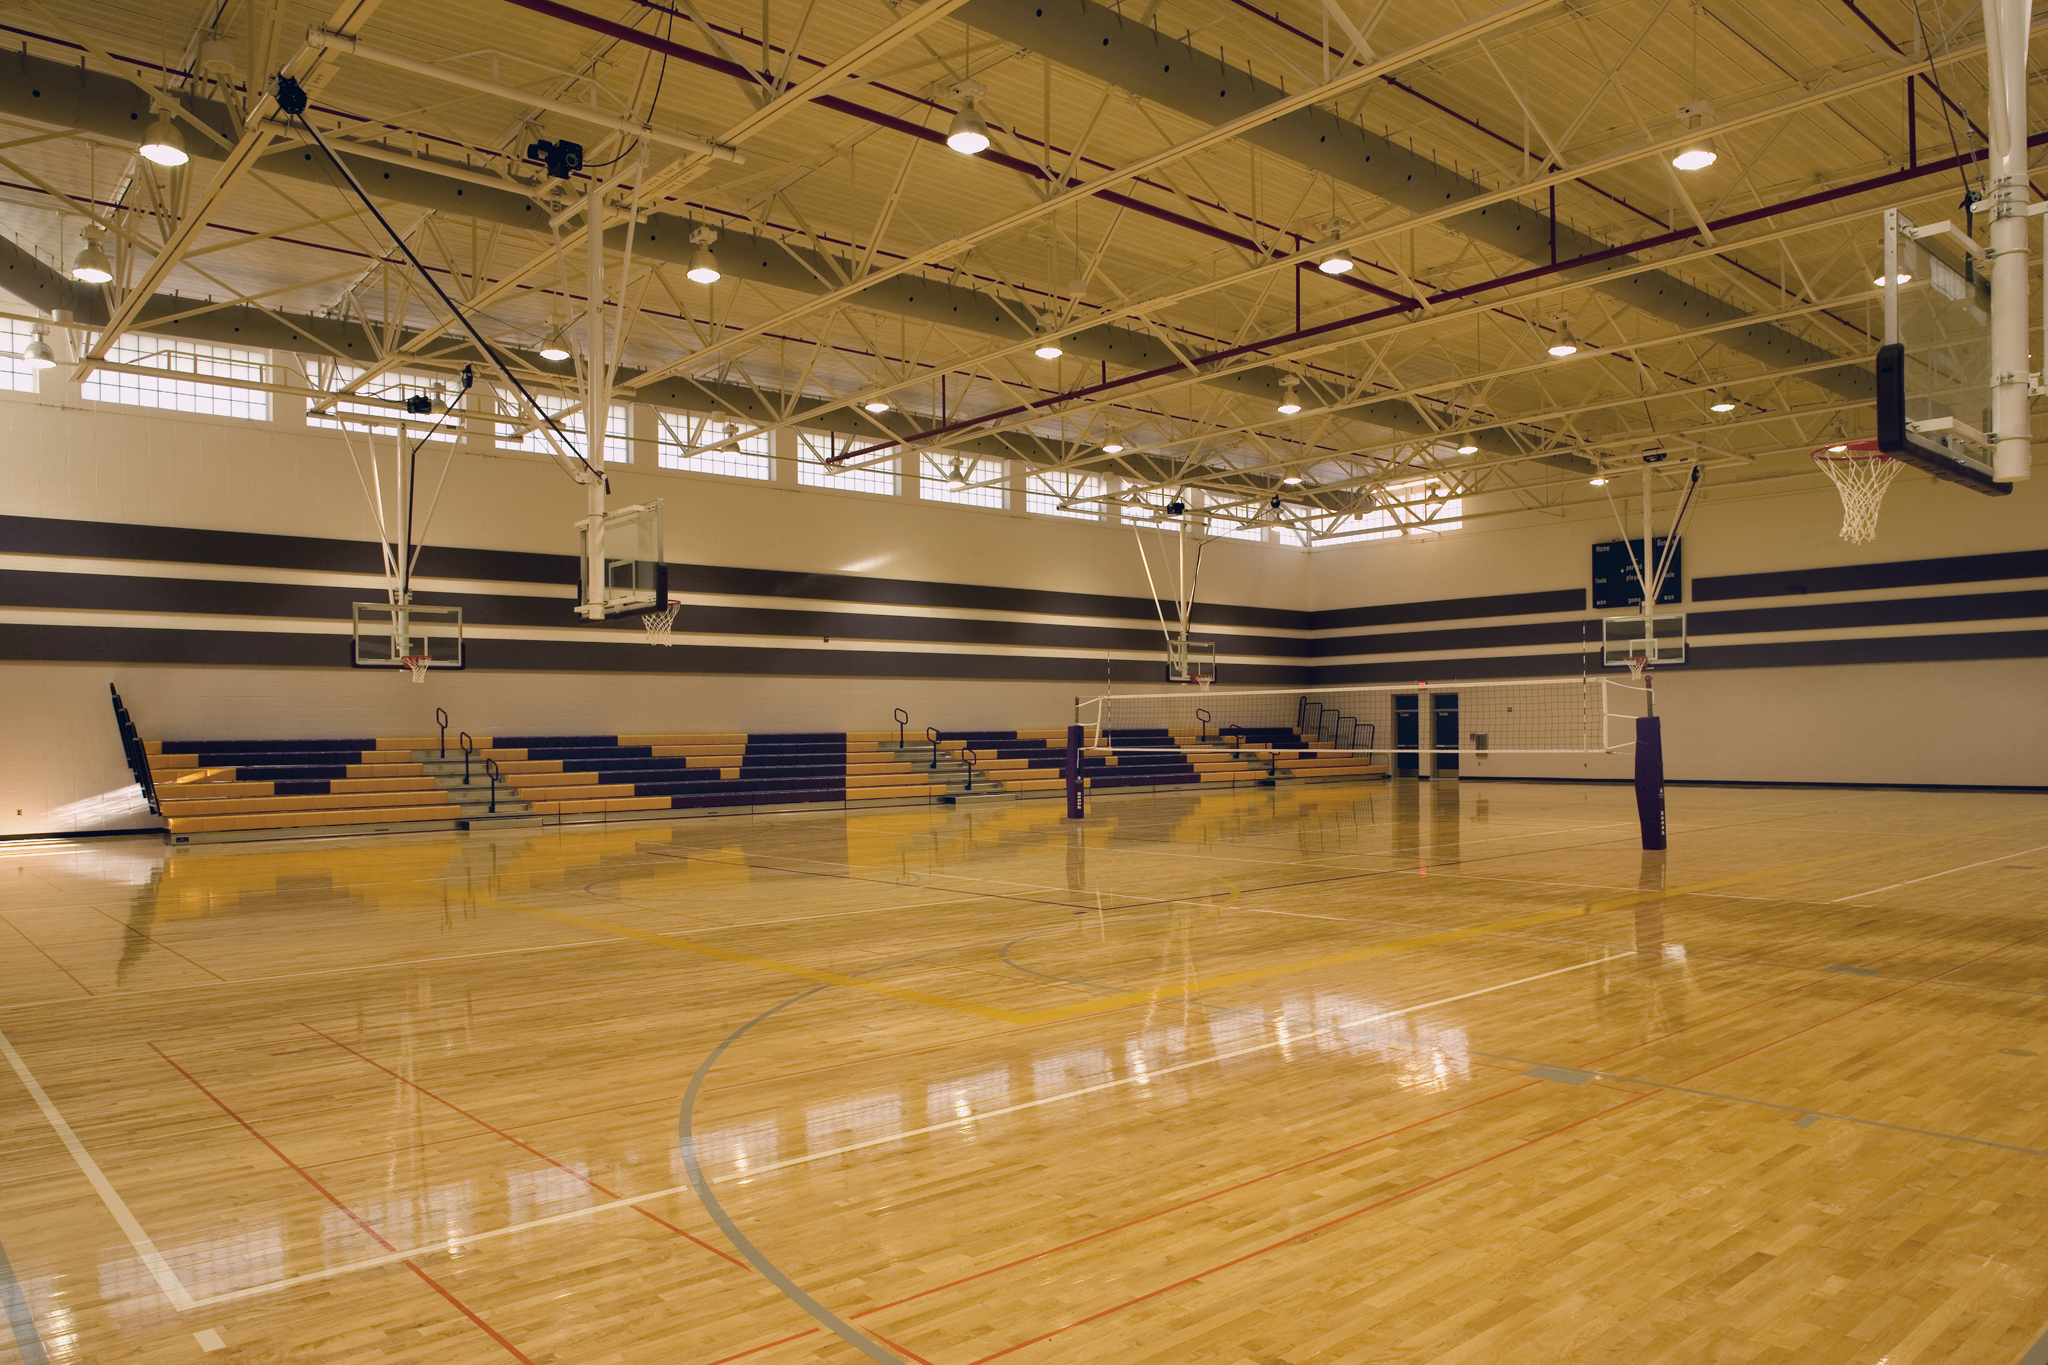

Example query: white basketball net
[643,602,682,645]
[1812,451,1904,543]
[401,654,431,684]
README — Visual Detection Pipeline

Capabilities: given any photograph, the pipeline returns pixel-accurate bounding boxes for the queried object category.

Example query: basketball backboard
[1603,614,1684,667]
[1166,636,1216,684]
[1874,209,2008,494]
[577,500,668,618]
[352,601,463,669]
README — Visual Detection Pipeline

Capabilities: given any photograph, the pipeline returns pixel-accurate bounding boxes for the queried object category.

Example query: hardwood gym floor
[4,779,2048,1365]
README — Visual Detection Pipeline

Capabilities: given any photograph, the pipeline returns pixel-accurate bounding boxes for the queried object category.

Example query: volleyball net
[1076,677,1648,755]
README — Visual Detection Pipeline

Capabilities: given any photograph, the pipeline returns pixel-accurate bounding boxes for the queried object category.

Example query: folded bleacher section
[483,732,944,816]
[149,738,456,837]
[139,721,1386,843]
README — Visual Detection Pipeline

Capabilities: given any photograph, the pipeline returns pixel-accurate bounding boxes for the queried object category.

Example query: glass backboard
[353,601,463,668]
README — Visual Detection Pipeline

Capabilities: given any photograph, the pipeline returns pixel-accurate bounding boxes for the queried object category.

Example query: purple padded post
[1634,715,1667,851]
[1065,724,1085,819]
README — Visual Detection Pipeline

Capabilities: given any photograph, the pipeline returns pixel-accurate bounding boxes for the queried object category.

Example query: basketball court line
[159,954,1619,1308]
[0,1231,53,1365]
[0,1026,195,1309]
[877,919,2048,1365]
[0,938,624,1013]
[147,1044,535,1362]
[496,823,2043,1026]
[1828,841,2048,902]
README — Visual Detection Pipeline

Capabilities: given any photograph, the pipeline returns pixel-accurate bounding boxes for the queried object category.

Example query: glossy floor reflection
[5,779,2048,1365]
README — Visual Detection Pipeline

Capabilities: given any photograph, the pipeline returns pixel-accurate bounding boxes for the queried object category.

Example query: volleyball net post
[1075,676,1667,848]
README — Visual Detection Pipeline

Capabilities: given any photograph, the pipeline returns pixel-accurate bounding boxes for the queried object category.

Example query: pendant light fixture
[947,80,991,156]
[1276,376,1302,415]
[21,324,55,369]
[537,321,571,362]
[1546,317,1581,358]
[686,226,720,284]
[139,116,188,167]
[71,229,113,283]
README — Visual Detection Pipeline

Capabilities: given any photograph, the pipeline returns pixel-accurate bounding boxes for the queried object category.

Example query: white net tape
[401,654,431,684]
[643,602,682,645]
[1812,449,1904,543]
[1081,677,1644,755]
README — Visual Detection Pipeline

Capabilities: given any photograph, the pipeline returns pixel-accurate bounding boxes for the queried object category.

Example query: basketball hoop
[1626,651,1648,682]
[400,654,432,684]
[1194,675,1212,692]
[1812,440,1903,544]
[642,601,682,645]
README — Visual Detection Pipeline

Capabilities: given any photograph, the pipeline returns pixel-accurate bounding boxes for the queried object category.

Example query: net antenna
[1132,500,1216,685]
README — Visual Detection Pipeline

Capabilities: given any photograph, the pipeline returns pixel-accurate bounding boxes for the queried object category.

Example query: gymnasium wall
[0,379,1311,834]
[1306,468,2048,788]
[5,374,2046,835]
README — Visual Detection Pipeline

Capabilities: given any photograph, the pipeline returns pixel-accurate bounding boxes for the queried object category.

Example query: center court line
[0,1026,195,1310]
[169,954,1619,1308]
[1829,841,2048,902]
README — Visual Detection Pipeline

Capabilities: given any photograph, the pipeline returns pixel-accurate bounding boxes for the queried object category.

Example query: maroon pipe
[833,132,2046,460]
[500,0,1410,306]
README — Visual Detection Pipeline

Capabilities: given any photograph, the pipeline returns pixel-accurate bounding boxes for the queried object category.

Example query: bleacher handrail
[483,757,500,814]
[108,685,162,818]
[435,707,450,758]
[894,707,909,747]
[926,726,941,770]
[459,731,474,786]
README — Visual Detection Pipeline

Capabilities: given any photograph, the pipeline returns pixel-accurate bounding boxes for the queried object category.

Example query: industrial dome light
[1709,399,1736,413]
[1873,271,1912,286]
[686,226,721,284]
[1281,473,1303,486]
[1456,442,1479,455]
[1589,475,1609,486]
[1033,315,1062,359]
[21,324,55,369]
[863,399,891,413]
[139,116,188,167]
[1671,112,1717,171]
[71,230,112,284]
[1546,319,1581,358]
[946,84,991,156]
[537,323,572,363]
[1101,432,1126,454]
[1276,377,1302,415]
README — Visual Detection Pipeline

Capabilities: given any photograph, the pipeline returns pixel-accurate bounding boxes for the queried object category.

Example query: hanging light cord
[273,75,606,488]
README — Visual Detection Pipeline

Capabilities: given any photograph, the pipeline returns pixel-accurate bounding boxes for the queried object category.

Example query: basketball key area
[6,780,2048,1365]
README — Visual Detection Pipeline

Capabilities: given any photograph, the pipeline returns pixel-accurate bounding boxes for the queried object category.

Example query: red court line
[304,1009,1114,1171]
[1,915,94,996]
[687,901,2048,1363]
[86,906,228,981]
[925,918,2048,1364]
[148,1043,534,1365]
[299,1022,747,1270]
[965,1089,1662,1363]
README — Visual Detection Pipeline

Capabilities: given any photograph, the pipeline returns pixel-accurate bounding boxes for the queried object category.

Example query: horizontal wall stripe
[1692,549,2048,602]
[1688,589,2048,636]
[1306,629,2048,684]
[0,570,1315,657]
[0,514,1312,631]
[0,622,1309,685]
[1309,588,1586,630]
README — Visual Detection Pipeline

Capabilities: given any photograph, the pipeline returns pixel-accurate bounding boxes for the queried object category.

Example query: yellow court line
[490,817,2048,1025]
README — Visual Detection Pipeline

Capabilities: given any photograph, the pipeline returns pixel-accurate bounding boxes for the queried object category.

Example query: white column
[1986,0,2033,480]
[774,426,800,484]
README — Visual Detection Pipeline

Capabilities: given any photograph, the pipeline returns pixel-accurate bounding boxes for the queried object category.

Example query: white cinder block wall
[3,381,2044,835]
[1313,470,2048,789]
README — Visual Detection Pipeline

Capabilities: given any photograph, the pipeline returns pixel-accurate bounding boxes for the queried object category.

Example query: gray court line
[0,1232,53,1365]
[1450,1042,2048,1158]
[677,984,911,1365]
